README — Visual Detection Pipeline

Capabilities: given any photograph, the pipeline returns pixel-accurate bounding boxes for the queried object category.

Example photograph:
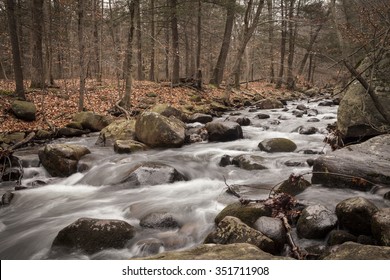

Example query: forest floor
[0,79,300,133]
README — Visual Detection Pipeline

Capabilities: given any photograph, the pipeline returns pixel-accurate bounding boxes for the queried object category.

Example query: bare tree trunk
[78,0,86,112]
[120,0,137,109]
[170,0,180,84]
[267,0,275,83]
[276,0,287,89]
[93,0,102,85]
[30,0,45,89]
[210,0,235,86]
[0,59,8,80]
[230,0,265,88]
[149,0,155,81]
[196,0,202,87]
[5,0,25,99]
[108,0,122,92]
[136,0,143,80]
[184,28,190,77]
[286,0,297,90]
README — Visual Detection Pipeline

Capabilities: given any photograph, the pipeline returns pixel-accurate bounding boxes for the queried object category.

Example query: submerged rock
[335,197,378,236]
[51,218,136,254]
[312,134,390,190]
[140,212,181,229]
[258,138,297,153]
[232,154,267,170]
[204,216,276,254]
[38,144,90,177]
[113,140,148,154]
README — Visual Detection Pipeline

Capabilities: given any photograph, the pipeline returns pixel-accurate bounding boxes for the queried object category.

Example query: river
[0,98,388,259]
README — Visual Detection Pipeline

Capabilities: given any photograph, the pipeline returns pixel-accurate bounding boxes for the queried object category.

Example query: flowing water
[0,99,388,260]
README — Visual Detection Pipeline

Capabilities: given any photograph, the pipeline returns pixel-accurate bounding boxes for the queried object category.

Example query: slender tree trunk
[121,0,137,109]
[149,0,155,81]
[276,0,287,89]
[136,0,143,80]
[170,0,180,84]
[5,0,25,99]
[196,0,202,86]
[165,21,170,80]
[108,0,122,91]
[286,0,297,90]
[30,0,45,89]
[44,0,55,86]
[267,0,275,83]
[210,0,235,86]
[93,0,102,85]
[78,0,86,112]
[184,29,190,77]
[0,59,8,80]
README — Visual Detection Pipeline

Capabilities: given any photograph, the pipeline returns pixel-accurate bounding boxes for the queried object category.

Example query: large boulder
[95,119,136,146]
[136,243,291,260]
[73,111,111,132]
[337,51,390,140]
[205,121,243,142]
[151,104,187,122]
[323,242,390,260]
[51,218,136,254]
[312,134,390,190]
[135,112,186,148]
[371,208,390,246]
[335,197,378,236]
[187,113,213,124]
[258,138,297,153]
[38,144,90,177]
[204,216,276,254]
[297,204,338,239]
[215,202,271,227]
[256,99,284,109]
[11,100,36,121]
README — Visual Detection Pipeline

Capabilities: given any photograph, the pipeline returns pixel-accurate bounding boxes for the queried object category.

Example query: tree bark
[108,0,123,91]
[210,0,235,86]
[286,0,297,90]
[136,0,144,80]
[275,0,287,89]
[120,0,137,109]
[267,0,275,83]
[196,0,202,87]
[30,0,45,89]
[5,0,25,99]
[170,0,180,84]
[78,0,86,112]
[149,0,155,81]
[93,0,102,85]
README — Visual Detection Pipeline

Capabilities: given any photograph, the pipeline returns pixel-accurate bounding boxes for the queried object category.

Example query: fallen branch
[279,214,305,260]
[115,100,131,120]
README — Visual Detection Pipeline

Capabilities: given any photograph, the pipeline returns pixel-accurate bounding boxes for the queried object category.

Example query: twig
[280,214,304,260]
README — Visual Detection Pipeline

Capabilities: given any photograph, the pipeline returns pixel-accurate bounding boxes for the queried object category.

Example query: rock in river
[140,212,181,229]
[52,218,135,254]
[371,208,390,246]
[215,202,271,227]
[232,154,267,170]
[205,121,243,142]
[258,138,297,153]
[311,134,390,190]
[323,242,390,260]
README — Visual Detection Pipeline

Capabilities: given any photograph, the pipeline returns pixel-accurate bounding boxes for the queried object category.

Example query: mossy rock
[258,138,297,153]
[11,100,36,121]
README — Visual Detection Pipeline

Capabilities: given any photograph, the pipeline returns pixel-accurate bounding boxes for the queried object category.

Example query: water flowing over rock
[232,154,267,170]
[335,197,378,236]
[371,208,390,246]
[226,116,251,126]
[204,216,276,254]
[96,119,136,146]
[337,51,390,140]
[258,138,297,153]
[140,212,181,229]
[38,144,91,177]
[205,121,243,142]
[136,243,291,260]
[135,112,186,148]
[256,113,271,119]
[11,101,36,121]
[312,134,390,190]
[113,140,148,154]
[323,242,390,260]
[297,204,338,239]
[73,111,111,132]
[1,191,14,206]
[51,218,136,254]
[215,202,271,227]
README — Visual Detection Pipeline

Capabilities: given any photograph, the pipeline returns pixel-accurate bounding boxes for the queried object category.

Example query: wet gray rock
[133,238,163,257]
[1,191,15,206]
[327,230,357,246]
[113,140,148,154]
[292,110,304,117]
[187,113,213,124]
[256,113,270,119]
[335,197,378,236]
[136,243,291,260]
[135,112,186,148]
[296,104,308,111]
[219,154,232,167]
[254,216,287,250]
[51,218,136,254]
[307,118,320,122]
[318,101,334,106]
[185,126,208,143]
[275,176,311,196]
[204,216,276,254]
[312,134,390,190]
[226,116,251,126]
[232,154,267,170]
[299,126,317,135]
[323,242,390,260]
[140,212,181,229]
[205,121,243,142]
[258,138,297,153]
[371,208,390,246]
[307,109,319,117]
[297,204,338,239]
[38,144,91,177]
[58,127,87,137]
